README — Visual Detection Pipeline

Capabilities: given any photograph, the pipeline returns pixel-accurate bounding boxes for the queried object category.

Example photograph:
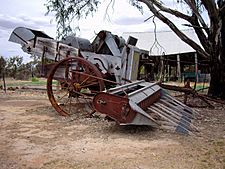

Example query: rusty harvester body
[9,27,198,135]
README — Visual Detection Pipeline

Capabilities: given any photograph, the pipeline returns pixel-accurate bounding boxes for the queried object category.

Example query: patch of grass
[4,78,48,87]
[194,84,209,91]
[31,77,39,82]
[30,80,47,86]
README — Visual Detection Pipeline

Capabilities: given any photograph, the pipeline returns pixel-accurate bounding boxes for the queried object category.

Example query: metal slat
[157,120,177,127]
[107,80,146,93]
[148,106,193,135]
[128,83,159,97]
[154,103,198,132]
[156,101,193,122]
[158,99,198,132]
[151,105,192,132]
[160,96,194,118]
[162,92,199,115]
[148,106,189,134]
[155,102,184,119]
[160,98,194,119]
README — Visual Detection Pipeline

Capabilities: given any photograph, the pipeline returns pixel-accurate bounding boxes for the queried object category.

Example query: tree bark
[208,61,225,99]
[208,11,225,99]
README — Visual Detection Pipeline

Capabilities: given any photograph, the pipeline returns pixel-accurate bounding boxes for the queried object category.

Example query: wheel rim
[47,57,105,116]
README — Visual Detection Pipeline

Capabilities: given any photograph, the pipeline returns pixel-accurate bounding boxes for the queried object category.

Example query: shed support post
[177,54,181,81]
[159,56,164,82]
[195,53,198,83]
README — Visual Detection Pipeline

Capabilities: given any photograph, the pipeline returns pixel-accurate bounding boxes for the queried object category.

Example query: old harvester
[9,27,198,134]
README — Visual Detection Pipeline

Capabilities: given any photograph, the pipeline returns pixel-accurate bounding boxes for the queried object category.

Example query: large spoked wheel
[47,57,105,116]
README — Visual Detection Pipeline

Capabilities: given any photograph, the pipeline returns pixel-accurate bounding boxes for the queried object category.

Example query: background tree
[0,56,6,79]
[45,0,225,99]
[2,55,41,80]
[0,56,6,91]
[5,56,23,79]
[15,62,32,80]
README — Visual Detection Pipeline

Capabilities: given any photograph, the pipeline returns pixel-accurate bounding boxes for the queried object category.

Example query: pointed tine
[155,102,184,118]
[154,103,184,121]
[162,93,199,115]
[159,99,195,119]
[160,125,178,131]
[148,106,193,135]
[149,106,194,135]
[158,120,176,127]
[160,100,195,119]
[155,102,199,132]
[155,102,192,123]
[148,106,177,126]
[152,104,193,131]
[160,98,193,117]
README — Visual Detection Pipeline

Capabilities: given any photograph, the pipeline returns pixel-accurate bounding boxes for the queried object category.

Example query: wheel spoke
[47,57,105,116]
[81,78,98,84]
[80,76,91,85]
[56,90,69,102]
[81,81,100,88]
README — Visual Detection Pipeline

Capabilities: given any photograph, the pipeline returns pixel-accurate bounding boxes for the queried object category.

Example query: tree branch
[201,0,219,24]
[201,0,219,39]
[189,16,210,53]
[184,0,209,52]
[139,0,210,59]
[184,0,209,35]
[145,0,193,22]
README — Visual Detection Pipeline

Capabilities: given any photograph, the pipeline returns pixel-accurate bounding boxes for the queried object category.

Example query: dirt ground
[0,89,224,169]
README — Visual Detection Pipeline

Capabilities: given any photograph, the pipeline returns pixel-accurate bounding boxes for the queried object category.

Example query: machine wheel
[47,57,105,116]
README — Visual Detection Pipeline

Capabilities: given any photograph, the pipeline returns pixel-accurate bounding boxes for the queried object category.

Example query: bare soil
[0,89,224,169]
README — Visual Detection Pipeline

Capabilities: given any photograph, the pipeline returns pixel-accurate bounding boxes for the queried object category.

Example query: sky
[0,0,185,62]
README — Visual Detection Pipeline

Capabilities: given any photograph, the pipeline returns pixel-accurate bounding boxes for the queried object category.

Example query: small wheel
[47,57,105,116]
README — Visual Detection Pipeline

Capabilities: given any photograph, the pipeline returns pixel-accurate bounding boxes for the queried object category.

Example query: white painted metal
[120,45,140,83]
[104,32,122,56]
[9,27,142,84]
[127,100,158,126]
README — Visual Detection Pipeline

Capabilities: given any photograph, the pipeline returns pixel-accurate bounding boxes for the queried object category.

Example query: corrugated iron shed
[122,29,201,56]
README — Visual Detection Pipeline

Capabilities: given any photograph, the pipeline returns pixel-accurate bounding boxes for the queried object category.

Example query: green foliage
[45,0,144,39]
[45,0,101,39]
[5,56,23,79]
[129,0,143,12]
[2,56,41,80]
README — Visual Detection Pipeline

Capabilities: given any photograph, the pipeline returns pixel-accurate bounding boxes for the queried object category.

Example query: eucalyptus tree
[0,56,6,79]
[46,0,225,99]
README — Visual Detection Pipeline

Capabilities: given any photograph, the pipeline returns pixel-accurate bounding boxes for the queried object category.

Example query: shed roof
[122,29,201,56]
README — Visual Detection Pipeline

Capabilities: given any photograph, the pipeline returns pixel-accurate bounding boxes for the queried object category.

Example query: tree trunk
[208,61,225,99]
[208,13,225,99]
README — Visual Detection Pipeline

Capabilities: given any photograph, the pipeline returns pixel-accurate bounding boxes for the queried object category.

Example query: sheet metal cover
[9,27,52,45]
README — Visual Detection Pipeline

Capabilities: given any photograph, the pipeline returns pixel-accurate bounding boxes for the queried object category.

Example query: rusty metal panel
[93,92,136,123]
[93,81,161,126]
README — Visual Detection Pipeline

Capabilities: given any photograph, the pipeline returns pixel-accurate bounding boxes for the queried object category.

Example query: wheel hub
[74,83,81,91]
